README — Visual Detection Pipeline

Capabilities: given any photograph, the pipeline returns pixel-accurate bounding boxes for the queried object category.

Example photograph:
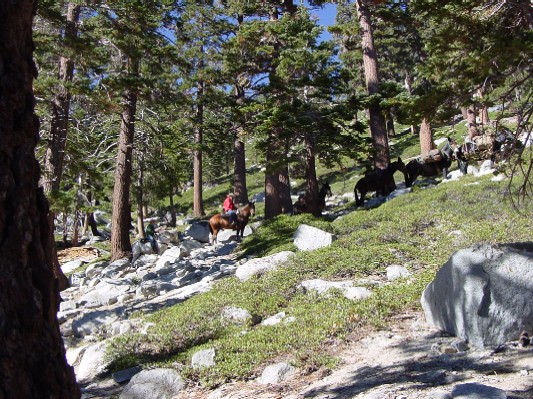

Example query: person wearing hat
[223,193,237,226]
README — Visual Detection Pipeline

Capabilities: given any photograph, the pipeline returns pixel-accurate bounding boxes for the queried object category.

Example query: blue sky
[307,2,337,41]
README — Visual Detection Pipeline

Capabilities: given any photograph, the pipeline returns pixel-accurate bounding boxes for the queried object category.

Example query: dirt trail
[174,312,533,399]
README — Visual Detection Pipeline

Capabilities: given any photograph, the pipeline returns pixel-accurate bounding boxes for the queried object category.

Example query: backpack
[145,224,155,236]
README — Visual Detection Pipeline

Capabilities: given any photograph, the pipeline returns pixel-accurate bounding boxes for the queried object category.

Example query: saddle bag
[422,149,443,163]
[472,135,493,150]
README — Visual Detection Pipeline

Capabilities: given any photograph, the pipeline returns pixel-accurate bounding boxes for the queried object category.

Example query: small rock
[258,362,296,385]
[191,348,216,369]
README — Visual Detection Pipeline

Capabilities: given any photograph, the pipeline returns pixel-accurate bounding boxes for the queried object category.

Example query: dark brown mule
[208,201,256,245]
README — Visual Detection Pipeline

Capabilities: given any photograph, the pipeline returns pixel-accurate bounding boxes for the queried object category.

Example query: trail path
[172,311,532,399]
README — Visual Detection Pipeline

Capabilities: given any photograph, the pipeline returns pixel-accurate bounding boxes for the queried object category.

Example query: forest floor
[171,311,533,399]
[77,304,533,399]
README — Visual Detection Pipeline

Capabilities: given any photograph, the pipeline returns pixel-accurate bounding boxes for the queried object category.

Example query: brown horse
[208,201,256,245]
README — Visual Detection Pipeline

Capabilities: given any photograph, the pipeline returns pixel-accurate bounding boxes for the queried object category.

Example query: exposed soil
[57,246,100,264]
[172,311,533,399]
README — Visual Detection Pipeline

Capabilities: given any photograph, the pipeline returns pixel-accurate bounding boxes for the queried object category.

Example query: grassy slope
[106,129,532,388]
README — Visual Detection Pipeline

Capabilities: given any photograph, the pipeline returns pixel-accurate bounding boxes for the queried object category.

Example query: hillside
[58,145,533,398]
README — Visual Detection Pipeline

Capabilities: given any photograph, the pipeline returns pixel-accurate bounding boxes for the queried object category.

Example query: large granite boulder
[235,251,294,281]
[421,243,533,347]
[185,221,211,243]
[293,224,335,251]
[119,368,184,399]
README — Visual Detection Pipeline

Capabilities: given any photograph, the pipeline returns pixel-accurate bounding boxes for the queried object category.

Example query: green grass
[105,166,533,387]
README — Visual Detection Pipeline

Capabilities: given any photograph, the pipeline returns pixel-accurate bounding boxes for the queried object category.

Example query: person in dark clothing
[145,221,158,253]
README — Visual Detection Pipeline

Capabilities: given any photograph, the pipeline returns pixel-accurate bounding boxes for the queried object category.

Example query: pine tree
[0,1,80,396]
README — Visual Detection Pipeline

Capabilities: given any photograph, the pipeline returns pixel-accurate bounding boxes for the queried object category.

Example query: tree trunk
[477,88,490,127]
[193,80,205,217]
[278,139,292,214]
[264,143,283,219]
[88,213,100,236]
[42,3,80,290]
[279,167,293,214]
[169,190,176,227]
[111,88,137,261]
[233,16,249,206]
[356,0,390,169]
[419,118,435,158]
[386,112,395,137]
[0,1,80,397]
[404,73,418,136]
[136,156,145,238]
[304,132,320,217]
[71,211,79,246]
[233,135,248,205]
[466,106,480,139]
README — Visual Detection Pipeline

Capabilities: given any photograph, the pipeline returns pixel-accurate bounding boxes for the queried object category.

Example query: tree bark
[264,142,283,219]
[169,190,177,227]
[304,132,320,217]
[42,2,80,290]
[404,73,417,136]
[233,135,248,205]
[356,0,390,169]
[111,88,137,261]
[279,167,293,214]
[466,106,480,139]
[193,80,205,217]
[477,88,490,127]
[232,16,249,206]
[419,118,435,158]
[136,155,145,238]
[0,1,80,397]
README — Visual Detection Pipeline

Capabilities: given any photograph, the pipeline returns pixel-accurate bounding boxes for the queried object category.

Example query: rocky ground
[178,311,533,399]
[58,176,532,399]
[59,242,532,399]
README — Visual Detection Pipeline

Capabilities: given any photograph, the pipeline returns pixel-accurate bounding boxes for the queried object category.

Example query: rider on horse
[223,193,237,227]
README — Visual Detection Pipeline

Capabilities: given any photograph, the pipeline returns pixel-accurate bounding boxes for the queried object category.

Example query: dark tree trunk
[278,139,292,214]
[193,80,205,217]
[111,88,137,261]
[264,143,283,219]
[386,113,395,137]
[169,190,176,227]
[304,132,320,216]
[234,136,248,205]
[42,3,80,290]
[233,16,249,206]
[0,1,80,397]
[356,0,390,169]
[279,167,292,214]
[404,73,418,136]
[136,156,145,238]
[87,213,100,236]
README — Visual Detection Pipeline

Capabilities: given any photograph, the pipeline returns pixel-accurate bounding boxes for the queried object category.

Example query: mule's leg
[458,159,467,175]
[356,189,366,207]
[442,167,448,180]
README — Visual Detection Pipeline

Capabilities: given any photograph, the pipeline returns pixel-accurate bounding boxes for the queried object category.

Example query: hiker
[145,220,158,252]
[222,193,237,226]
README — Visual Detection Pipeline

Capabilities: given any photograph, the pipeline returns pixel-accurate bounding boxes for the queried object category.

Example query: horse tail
[208,218,214,235]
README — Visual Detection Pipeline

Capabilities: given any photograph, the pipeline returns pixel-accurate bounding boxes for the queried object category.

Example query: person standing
[223,193,237,226]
